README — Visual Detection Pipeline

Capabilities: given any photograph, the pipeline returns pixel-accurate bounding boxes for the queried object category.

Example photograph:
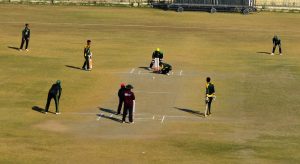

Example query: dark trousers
[149,59,154,68]
[45,94,59,113]
[20,38,29,49]
[272,44,282,53]
[82,56,90,70]
[205,97,213,115]
[122,106,133,122]
[117,98,124,114]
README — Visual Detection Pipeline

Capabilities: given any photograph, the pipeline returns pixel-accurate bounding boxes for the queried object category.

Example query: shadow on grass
[138,66,150,70]
[174,107,204,117]
[98,107,117,114]
[96,113,122,123]
[65,65,82,70]
[257,51,271,55]
[32,106,55,114]
[8,46,20,51]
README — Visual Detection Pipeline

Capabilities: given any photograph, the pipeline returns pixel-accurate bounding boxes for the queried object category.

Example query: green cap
[126,84,133,89]
[56,80,61,84]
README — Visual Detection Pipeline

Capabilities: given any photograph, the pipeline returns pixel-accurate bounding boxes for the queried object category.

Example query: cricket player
[82,40,92,71]
[160,62,172,75]
[19,23,30,51]
[271,35,282,55]
[122,84,135,124]
[149,48,164,69]
[45,80,62,114]
[204,77,215,117]
[116,83,126,115]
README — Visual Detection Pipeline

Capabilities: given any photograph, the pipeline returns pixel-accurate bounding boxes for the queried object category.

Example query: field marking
[138,70,141,75]
[130,68,135,74]
[96,113,104,120]
[179,70,183,76]
[161,115,165,124]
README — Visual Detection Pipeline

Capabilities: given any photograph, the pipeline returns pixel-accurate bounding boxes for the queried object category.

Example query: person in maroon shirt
[122,84,135,124]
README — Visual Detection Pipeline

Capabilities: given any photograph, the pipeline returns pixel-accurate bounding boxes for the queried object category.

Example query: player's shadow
[8,46,20,51]
[256,51,271,55]
[96,114,122,123]
[32,106,56,114]
[138,66,150,70]
[65,65,82,70]
[174,107,204,117]
[98,107,118,114]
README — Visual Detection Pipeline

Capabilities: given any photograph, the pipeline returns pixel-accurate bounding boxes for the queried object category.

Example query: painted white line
[110,114,114,118]
[152,116,155,120]
[138,70,141,75]
[161,115,165,124]
[180,70,183,76]
[135,117,155,120]
[130,68,135,74]
[165,115,203,119]
[66,112,100,115]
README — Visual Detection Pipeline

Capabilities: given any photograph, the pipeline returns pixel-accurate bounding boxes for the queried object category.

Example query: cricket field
[0,4,300,163]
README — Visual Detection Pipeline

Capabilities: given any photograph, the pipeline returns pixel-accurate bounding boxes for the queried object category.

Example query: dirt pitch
[0,4,300,163]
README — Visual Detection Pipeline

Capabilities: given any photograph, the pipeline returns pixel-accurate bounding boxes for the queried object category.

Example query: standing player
[19,23,30,51]
[149,48,164,70]
[116,83,126,115]
[271,35,282,55]
[45,80,62,114]
[82,40,92,71]
[122,84,135,124]
[204,77,215,117]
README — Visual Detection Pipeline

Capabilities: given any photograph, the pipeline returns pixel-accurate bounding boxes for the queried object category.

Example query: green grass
[0,4,300,163]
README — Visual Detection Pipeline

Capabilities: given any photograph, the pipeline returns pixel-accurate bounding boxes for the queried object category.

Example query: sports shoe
[280,53,282,55]
[56,112,61,115]
[19,49,22,51]
[271,53,274,55]
[122,121,125,123]
[44,112,47,114]
[130,121,134,124]
[166,73,170,76]
[25,49,29,51]
[148,67,152,71]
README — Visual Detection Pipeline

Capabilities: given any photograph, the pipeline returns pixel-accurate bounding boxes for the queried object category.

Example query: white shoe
[25,49,29,51]
[148,67,152,71]
[56,112,61,115]
[280,53,282,55]
[130,121,134,124]
[271,53,274,55]
[166,73,170,76]
[44,112,47,114]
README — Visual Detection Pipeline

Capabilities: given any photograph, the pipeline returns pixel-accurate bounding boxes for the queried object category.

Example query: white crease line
[135,117,155,120]
[180,70,183,76]
[130,68,135,74]
[152,116,155,120]
[161,115,165,124]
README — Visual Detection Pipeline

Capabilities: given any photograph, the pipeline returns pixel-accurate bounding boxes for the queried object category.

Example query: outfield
[0,4,300,163]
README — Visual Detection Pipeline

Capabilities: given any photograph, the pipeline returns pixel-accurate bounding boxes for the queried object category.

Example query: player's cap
[126,84,134,89]
[56,80,61,84]
[120,83,125,87]
[156,48,160,51]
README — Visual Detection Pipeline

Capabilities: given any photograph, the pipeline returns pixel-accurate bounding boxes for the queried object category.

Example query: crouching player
[160,62,172,75]
[149,48,163,70]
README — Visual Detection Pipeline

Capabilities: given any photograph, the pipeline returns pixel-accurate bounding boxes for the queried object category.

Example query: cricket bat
[133,100,136,119]
[89,58,93,69]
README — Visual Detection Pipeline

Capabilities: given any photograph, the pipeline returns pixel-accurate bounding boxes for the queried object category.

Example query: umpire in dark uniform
[45,80,62,114]
[271,35,282,55]
[19,23,30,51]
[116,83,126,115]
[122,84,135,124]
[204,77,215,117]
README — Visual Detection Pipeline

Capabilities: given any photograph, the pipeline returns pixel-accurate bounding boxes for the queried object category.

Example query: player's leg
[279,44,282,55]
[20,38,25,50]
[128,107,133,123]
[25,39,29,50]
[54,96,60,114]
[271,44,276,55]
[122,107,128,123]
[45,94,52,113]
